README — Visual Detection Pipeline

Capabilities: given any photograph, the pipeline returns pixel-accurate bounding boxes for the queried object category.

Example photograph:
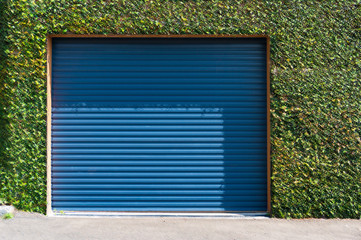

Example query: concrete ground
[0,211,360,240]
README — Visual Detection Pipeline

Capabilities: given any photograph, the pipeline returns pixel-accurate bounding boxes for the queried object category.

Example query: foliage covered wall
[0,0,360,217]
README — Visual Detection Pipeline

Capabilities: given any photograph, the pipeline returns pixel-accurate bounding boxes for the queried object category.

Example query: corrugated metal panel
[51,38,267,212]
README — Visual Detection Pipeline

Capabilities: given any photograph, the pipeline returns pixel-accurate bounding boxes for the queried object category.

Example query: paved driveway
[0,211,360,240]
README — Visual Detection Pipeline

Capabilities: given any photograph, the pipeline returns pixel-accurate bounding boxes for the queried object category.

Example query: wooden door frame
[46,34,271,216]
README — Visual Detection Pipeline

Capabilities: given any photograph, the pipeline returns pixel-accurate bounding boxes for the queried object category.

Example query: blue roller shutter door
[51,37,268,212]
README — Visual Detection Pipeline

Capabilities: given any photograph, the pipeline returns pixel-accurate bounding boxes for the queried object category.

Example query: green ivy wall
[0,0,360,218]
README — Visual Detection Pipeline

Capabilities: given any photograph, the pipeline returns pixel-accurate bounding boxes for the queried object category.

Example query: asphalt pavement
[0,211,360,240]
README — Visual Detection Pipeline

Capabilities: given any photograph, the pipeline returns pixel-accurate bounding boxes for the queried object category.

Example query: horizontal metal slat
[53,83,266,90]
[52,172,266,178]
[53,71,266,78]
[53,42,265,48]
[52,189,266,195]
[52,178,266,184]
[53,66,265,72]
[53,60,266,67]
[52,102,267,108]
[51,107,264,113]
[51,195,267,201]
[51,207,267,212]
[52,119,266,125]
[52,113,224,118]
[52,125,266,131]
[52,113,265,119]
[53,46,265,52]
[52,96,266,102]
[51,166,266,172]
[51,137,265,143]
[53,45,265,52]
[51,143,266,149]
[51,160,266,166]
[52,55,266,61]
[52,78,266,84]
[52,89,265,96]
[51,201,266,208]
[51,149,266,154]
[52,183,266,190]
[51,131,266,138]
[52,156,266,161]
[53,42,265,49]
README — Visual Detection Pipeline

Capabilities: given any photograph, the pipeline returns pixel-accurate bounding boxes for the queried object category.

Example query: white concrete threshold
[50,211,269,219]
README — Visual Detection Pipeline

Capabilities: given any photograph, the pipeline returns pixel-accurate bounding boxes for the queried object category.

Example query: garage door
[50,37,269,213]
